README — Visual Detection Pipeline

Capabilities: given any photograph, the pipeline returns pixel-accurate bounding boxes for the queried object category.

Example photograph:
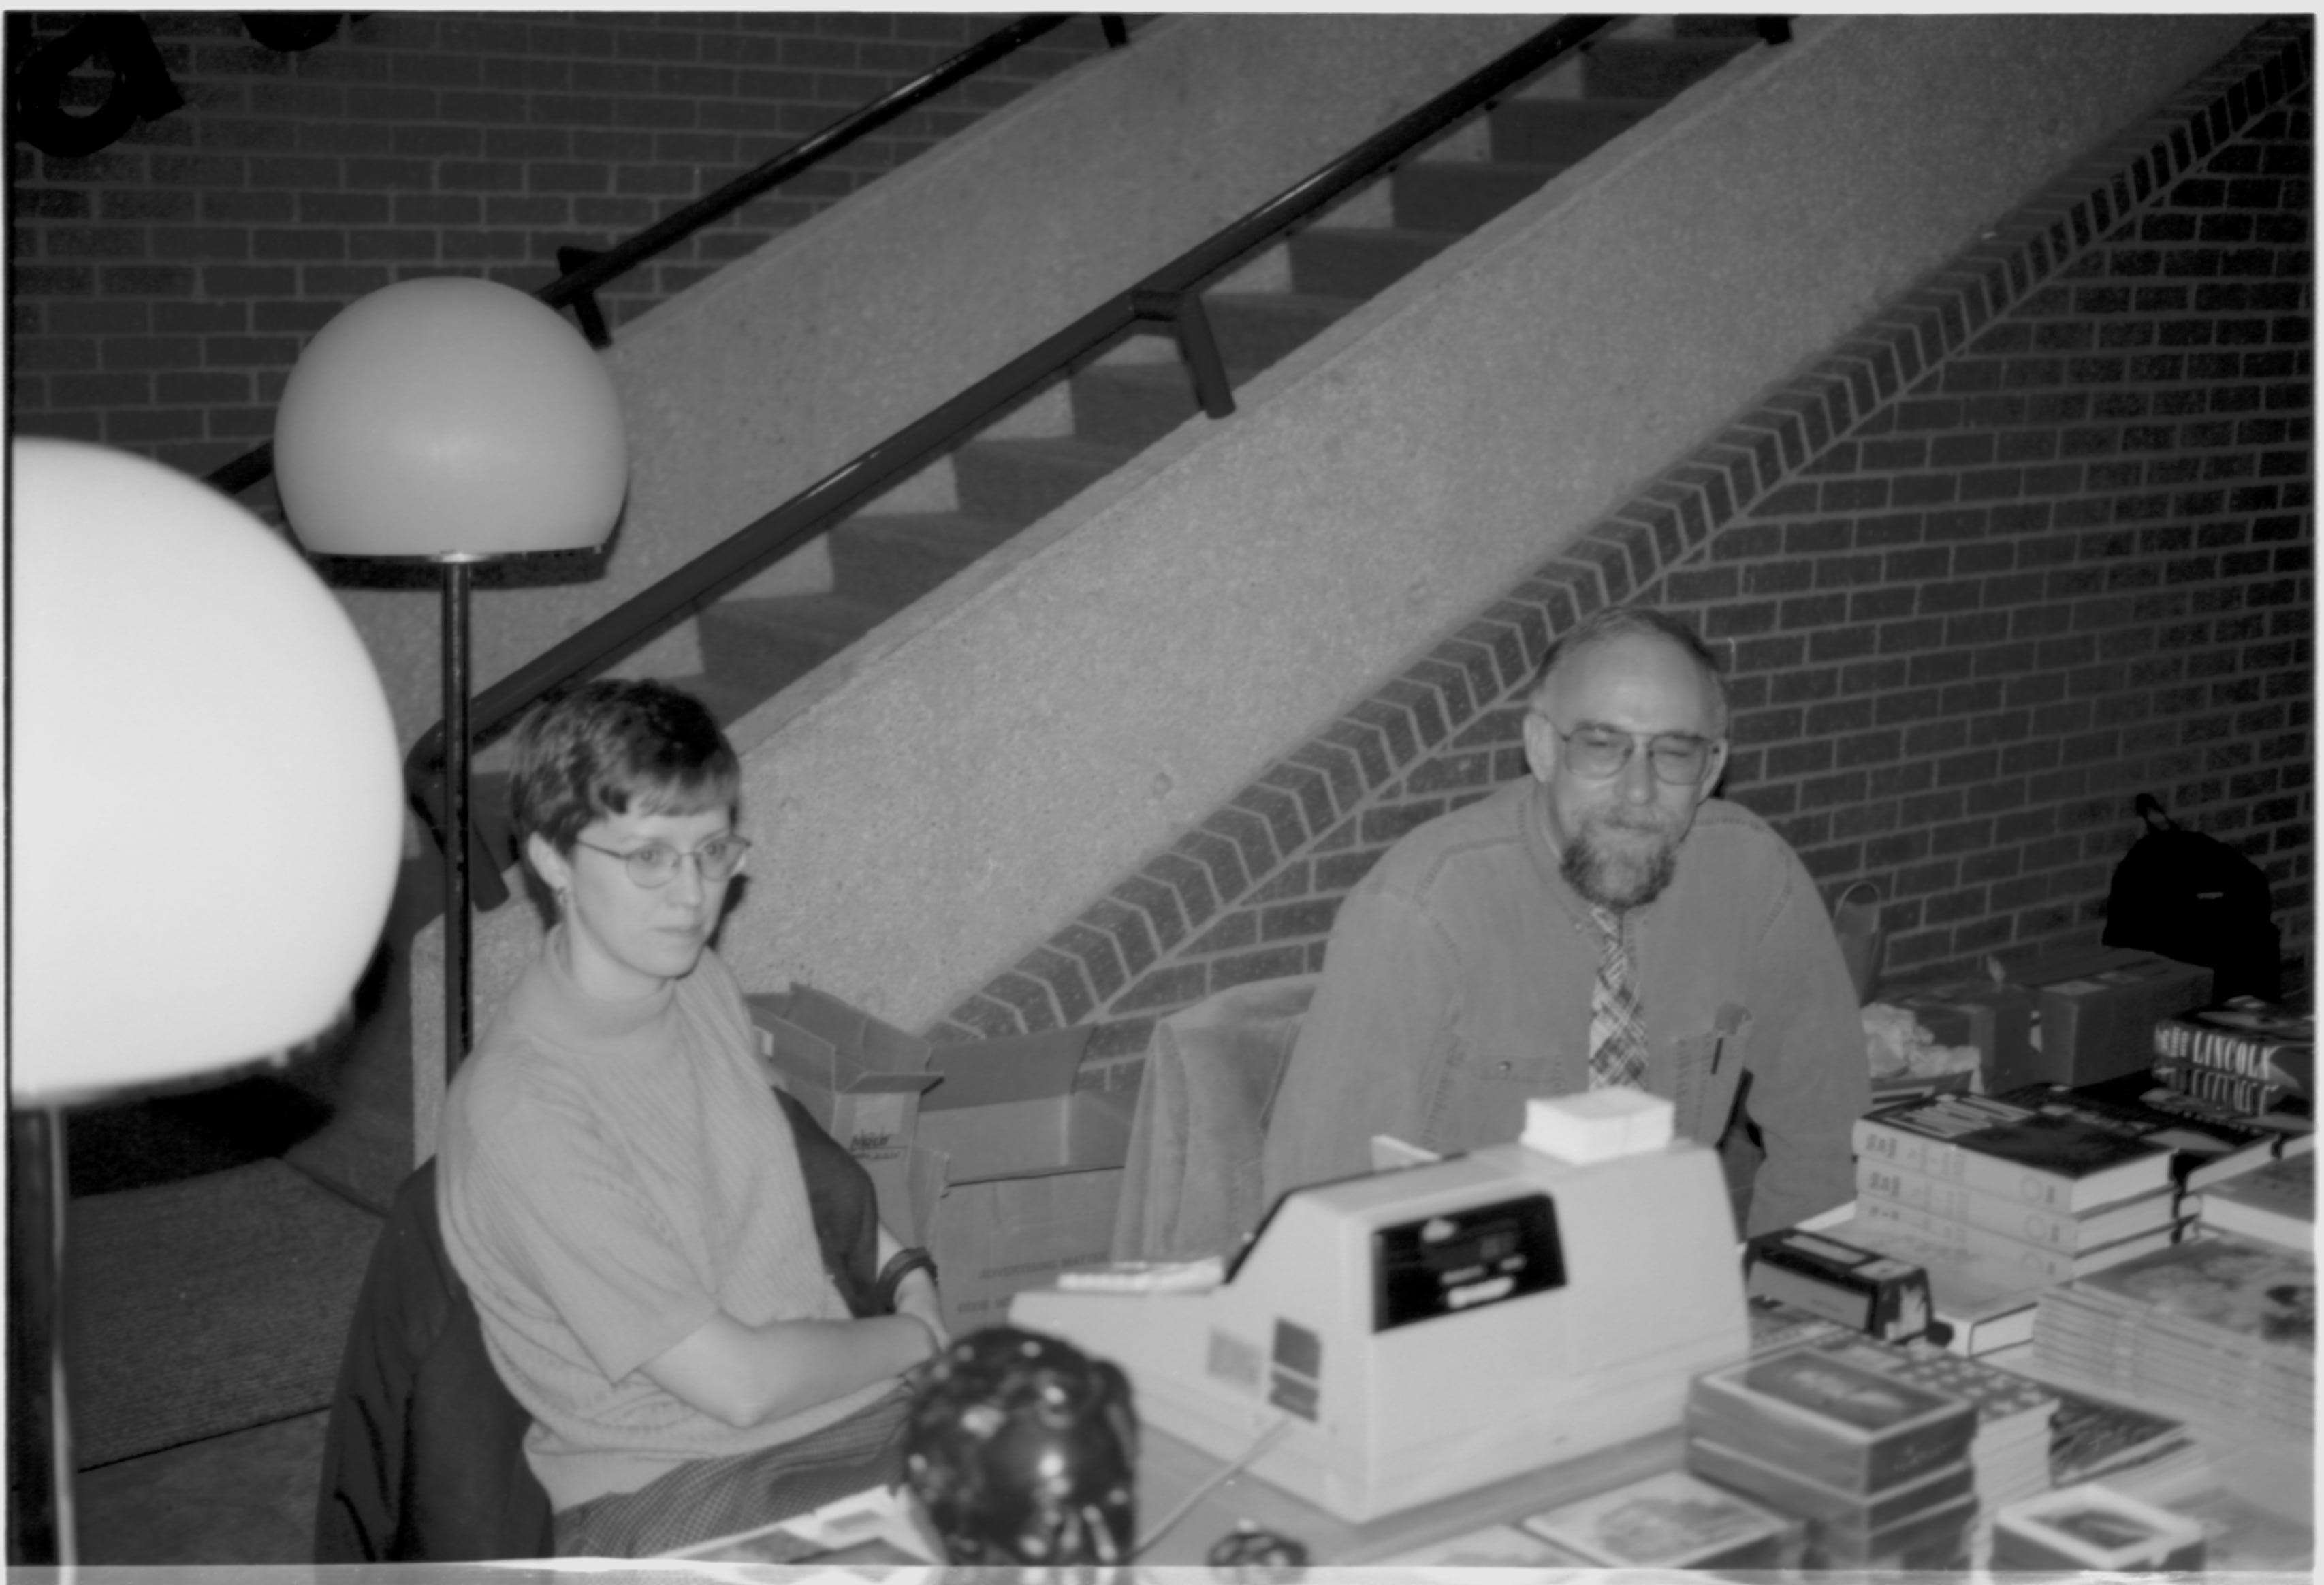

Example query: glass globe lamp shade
[272,275,628,557]
[11,438,406,1104]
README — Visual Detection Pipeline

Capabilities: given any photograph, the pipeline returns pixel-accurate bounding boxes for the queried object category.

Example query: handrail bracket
[1131,287,1236,420]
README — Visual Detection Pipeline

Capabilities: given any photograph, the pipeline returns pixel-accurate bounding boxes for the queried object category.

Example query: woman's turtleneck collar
[507,924,680,1058]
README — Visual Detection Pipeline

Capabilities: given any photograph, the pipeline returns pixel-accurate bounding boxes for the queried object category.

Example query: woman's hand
[890,1266,950,1360]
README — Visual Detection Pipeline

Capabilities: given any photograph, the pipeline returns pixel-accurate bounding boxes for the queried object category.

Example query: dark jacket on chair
[314,1090,882,1563]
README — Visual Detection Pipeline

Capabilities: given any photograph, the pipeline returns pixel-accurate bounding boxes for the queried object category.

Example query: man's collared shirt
[1260,778,1868,1236]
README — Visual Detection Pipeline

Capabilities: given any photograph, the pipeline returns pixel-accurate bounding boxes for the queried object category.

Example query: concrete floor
[73,1411,326,1565]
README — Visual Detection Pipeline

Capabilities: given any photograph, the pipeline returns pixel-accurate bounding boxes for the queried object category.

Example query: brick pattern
[934,18,2314,1092]
[8,10,1116,477]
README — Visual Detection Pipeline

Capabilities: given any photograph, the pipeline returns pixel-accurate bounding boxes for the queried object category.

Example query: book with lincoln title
[1852,1091,2174,1213]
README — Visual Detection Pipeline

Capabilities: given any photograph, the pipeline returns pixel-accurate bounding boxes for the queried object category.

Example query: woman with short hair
[438,679,944,1556]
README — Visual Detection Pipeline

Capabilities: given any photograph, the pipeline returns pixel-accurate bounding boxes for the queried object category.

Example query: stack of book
[1768,1332,2058,1566]
[2031,1232,2315,1449]
[2151,996,2314,1116]
[2043,1381,2204,1491]
[1999,1078,2294,1192]
[1681,1345,1980,1571]
[1846,1091,2184,1349]
[2187,1152,2314,1253]
[1510,1467,1805,1573]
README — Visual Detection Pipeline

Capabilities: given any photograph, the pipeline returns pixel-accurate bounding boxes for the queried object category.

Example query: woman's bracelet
[874,1245,938,1315]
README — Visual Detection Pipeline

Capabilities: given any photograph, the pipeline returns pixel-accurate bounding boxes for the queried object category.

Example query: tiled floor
[71,1411,327,1565]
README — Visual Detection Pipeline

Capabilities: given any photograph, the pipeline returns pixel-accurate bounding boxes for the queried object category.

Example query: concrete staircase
[654,22,1770,731]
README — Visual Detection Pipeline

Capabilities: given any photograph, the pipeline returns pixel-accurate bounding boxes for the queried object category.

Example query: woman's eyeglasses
[572,834,752,887]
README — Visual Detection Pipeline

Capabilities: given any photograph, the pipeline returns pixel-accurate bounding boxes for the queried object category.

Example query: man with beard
[1261,606,1866,1236]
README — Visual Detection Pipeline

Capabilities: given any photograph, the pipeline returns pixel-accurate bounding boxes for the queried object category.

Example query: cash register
[1010,1091,1748,1523]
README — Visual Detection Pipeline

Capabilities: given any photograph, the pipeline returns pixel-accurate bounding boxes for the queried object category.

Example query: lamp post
[272,276,630,1077]
[10,437,407,1563]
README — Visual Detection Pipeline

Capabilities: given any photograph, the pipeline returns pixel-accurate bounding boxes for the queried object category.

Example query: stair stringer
[413,11,2262,1153]
[331,13,1556,750]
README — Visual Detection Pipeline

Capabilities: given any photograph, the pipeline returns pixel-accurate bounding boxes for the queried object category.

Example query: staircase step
[1204,290,1365,370]
[1672,16,1772,41]
[1582,35,1758,100]
[652,670,769,729]
[697,592,898,695]
[1489,97,1660,167]
[1072,361,1214,451]
[1288,225,1459,299]
[953,435,1134,524]
[1390,161,1564,233]
[827,509,1028,605]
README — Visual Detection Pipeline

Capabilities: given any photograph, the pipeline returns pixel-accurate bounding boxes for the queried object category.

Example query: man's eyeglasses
[573,834,752,887]
[1538,718,1722,786]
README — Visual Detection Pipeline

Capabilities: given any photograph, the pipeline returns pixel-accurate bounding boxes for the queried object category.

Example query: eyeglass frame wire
[1532,714,1724,786]
[571,833,752,886]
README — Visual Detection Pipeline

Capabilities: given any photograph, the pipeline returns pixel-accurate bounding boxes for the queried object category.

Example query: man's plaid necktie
[1587,904,1649,1090]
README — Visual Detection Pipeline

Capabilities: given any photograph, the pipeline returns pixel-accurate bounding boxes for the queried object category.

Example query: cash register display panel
[1373,1192,1563,1330]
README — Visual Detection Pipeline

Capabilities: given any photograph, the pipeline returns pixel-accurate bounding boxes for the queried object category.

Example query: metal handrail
[201,13,1116,499]
[411,14,1623,910]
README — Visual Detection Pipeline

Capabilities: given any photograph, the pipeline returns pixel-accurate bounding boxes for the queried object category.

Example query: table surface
[1131,1418,1687,1566]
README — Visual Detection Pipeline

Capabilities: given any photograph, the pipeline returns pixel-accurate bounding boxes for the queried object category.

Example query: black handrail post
[1134,287,1234,419]
[1173,296,1234,421]
[441,557,475,1078]
[1100,14,1128,48]
[556,246,613,349]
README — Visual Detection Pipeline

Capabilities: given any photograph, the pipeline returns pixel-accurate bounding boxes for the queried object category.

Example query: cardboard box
[917,1026,1129,1333]
[746,985,941,1153]
[746,985,1128,1332]
[746,987,946,1243]
[1883,980,2038,1093]
[2010,948,2213,1089]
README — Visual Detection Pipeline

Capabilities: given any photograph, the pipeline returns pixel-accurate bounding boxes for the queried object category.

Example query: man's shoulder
[1363,780,1536,895]
[1672,797,1815,897]
[1688,796,1790,849]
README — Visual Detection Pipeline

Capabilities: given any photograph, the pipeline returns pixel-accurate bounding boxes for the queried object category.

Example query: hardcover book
[2151,996,2313,1097]
[1999,1078,2282,1190]
[1797,1332,2058,1437]
[1802,1490,1977,1572]
[1991,1482,2206,1573]
[1824,1215,2054,1356]
[1686,1345,1977,1492]
[2067,1231,2316,1356]
[2191,1153,2315,1253]
[1375,1522,1576,1569]
[1685,1430,1973,1528]
[1742,1225,1935,1343]
[2042,1383,2197,1487]
[1856,1154,2182,1250]
[1850,1195,2182,1283]
[1516,1468,1802,1571]
[2152,1054,2307,1118]
[1852,1092,2173,1213]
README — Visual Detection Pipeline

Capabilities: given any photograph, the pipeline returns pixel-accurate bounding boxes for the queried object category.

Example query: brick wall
[8,10,1118,479]
[932,18,2314,1087]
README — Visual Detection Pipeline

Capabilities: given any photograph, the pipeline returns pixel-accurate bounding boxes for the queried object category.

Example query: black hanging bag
[2101,792,2280,1002]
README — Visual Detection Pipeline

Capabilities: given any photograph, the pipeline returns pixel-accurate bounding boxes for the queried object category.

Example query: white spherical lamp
[268,274,630,1076]
[273,274,628,557]
[13,437,405,1102]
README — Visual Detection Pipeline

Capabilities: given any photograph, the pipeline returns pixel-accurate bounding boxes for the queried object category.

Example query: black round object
[902,1325,1138,1565]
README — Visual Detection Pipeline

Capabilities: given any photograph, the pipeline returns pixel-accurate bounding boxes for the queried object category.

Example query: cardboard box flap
[746,992,938,1096]
[789,1068,941,1098]
[746,987,932,1076]
[921,1025,1094,1111]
